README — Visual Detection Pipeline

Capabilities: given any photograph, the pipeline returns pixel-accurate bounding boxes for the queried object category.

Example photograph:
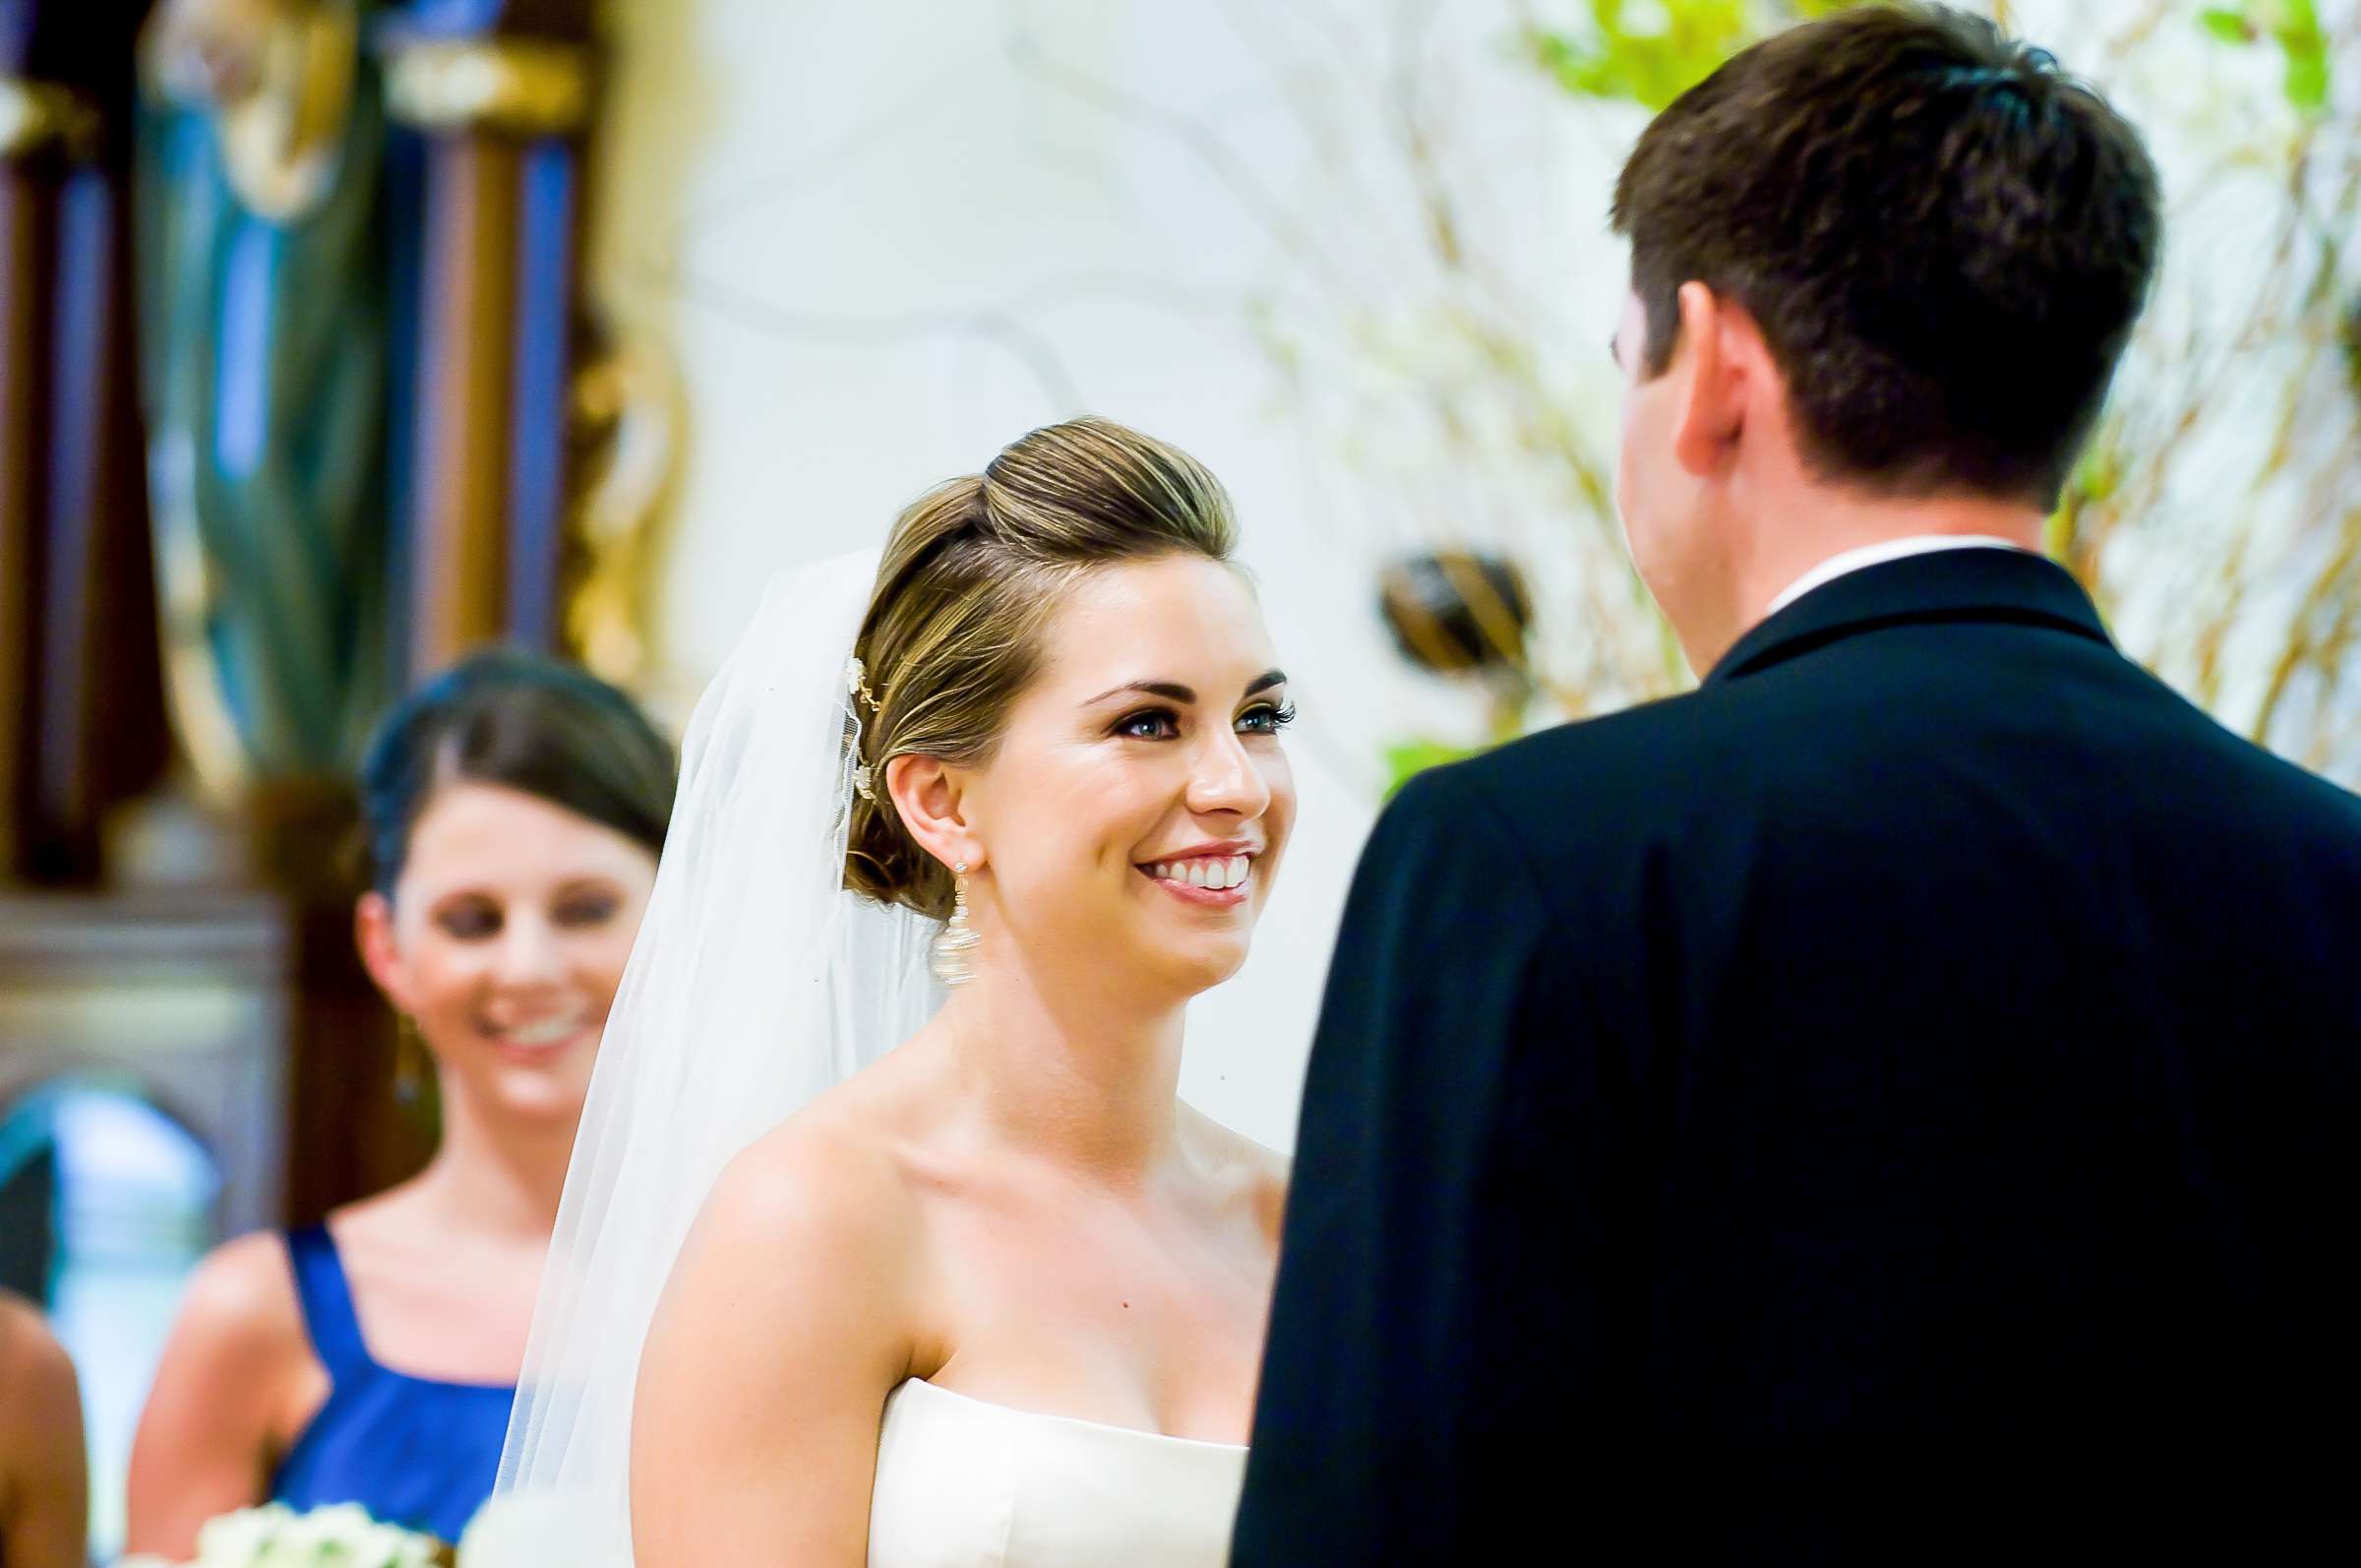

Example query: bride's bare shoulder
[691,1047,941,1266]
[1179,1105,1291,1236]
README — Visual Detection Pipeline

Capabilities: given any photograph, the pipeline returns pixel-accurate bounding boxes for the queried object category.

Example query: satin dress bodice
[866,1377,1247,1567]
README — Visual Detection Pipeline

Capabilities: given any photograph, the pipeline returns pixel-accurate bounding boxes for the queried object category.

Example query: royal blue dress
[269,1225,515,1544]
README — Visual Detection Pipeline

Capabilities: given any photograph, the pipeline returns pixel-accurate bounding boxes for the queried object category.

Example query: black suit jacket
[1234,549,2361,1562]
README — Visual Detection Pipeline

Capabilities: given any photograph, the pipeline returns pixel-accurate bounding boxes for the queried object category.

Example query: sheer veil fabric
[484,549,941,1562]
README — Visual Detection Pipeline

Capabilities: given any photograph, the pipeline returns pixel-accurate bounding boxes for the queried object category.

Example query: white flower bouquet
[119,1502,454,1568]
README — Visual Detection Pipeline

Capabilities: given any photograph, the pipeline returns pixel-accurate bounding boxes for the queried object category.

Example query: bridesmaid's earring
[932,863,981,987]
[394,1015,427,1105]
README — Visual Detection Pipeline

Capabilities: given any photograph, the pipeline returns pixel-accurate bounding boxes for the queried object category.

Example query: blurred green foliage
[1524,2,2331,115]
[1517,0,1870,111]
[2199,0,2331,110]
[1381,737,1489,798]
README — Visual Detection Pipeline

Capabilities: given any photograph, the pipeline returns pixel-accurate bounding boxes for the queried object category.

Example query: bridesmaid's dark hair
[358,649,676,897]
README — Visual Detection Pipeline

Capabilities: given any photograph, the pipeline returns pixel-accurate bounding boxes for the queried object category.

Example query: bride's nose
[1185,726,1271,819]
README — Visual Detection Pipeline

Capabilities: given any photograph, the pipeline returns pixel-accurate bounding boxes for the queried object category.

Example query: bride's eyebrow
[1082,670,1288,707]
[1084,680,1196,707]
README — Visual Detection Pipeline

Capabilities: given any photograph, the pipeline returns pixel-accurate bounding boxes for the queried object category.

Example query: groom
[1236,6,2361,1562]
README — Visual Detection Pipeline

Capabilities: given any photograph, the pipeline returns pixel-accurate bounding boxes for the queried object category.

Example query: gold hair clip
[845,655,882,714]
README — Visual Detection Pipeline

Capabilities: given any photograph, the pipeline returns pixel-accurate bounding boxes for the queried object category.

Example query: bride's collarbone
[913,1163,1275,1317]
[905,1210,1272,1444]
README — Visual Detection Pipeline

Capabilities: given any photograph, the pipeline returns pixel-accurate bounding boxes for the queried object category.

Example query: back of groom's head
[1611,3,2160,511]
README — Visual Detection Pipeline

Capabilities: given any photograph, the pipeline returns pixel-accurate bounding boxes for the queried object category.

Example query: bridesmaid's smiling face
[956,553,1298,1000]
[357,781,659,1127]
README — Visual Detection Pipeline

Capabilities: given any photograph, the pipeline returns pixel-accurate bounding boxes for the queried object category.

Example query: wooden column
[381,1,596,680]
[409,136,522,664]
[0,159,58,880]
[0,3,169,885]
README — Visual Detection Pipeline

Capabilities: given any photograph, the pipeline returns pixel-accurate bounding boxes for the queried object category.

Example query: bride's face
[959,553,1297,999]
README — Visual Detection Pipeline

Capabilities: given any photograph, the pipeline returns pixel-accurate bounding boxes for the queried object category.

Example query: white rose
[193,1504,292,1566]
[288,1504,439,1567]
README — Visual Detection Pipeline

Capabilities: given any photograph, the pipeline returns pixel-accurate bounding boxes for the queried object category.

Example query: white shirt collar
[1764,536,2031,619]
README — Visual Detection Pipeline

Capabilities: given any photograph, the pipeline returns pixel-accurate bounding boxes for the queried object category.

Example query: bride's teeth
[1143,857,1252,890]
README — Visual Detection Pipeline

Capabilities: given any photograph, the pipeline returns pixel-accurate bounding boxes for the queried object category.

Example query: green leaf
[1521,1,1883,111]
[1382,736,1488,798]
[2198,7,2255,43]
[2284,50,2330,110]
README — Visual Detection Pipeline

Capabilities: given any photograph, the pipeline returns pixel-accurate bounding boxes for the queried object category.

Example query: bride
[494,416,1296,1565]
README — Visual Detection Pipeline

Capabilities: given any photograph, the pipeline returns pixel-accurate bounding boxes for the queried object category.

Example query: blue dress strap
[282,1225,370,1378]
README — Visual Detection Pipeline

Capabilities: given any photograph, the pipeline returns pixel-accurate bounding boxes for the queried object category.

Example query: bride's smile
[1136,842,1261,906]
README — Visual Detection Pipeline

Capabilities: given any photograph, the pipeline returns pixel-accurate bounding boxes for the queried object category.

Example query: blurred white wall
[585,0,2324,1144]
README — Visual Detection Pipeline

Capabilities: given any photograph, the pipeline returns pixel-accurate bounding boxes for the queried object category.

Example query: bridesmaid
[0,1291,87,1568]
[126,651,675,1555]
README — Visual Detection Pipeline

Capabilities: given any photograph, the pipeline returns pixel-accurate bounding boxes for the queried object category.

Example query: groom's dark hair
[1610,3,2160,510]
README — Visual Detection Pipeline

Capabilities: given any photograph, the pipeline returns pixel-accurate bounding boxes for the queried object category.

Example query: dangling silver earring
[932,863,981,987]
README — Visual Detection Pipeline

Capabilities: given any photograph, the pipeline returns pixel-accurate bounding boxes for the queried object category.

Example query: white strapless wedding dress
[867,1377,1248,1567]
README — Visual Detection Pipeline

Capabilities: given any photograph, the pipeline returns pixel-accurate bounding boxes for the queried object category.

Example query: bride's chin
[1150,936,1251,994]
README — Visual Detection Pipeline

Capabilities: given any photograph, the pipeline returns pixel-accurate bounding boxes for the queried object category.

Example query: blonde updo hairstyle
[845,416,1240,920]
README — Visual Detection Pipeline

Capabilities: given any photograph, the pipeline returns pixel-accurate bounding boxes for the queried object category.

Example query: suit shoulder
[2211,726,2361,854]
[1403,692,1716,826]
[2121,662,2361,840]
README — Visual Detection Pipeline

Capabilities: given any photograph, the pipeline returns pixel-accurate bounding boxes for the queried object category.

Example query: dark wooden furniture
[0,0,169,885]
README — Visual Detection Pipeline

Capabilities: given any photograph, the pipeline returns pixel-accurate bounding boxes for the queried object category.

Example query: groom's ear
[1669,280,1757,478]
[884,753,982,873]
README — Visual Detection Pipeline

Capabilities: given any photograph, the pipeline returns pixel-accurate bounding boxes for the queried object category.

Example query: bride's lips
[1136,840,1261,910]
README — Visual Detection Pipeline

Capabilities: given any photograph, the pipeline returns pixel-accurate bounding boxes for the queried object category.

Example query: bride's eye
[1114,707,1181,741]
[1237,701,1297,736]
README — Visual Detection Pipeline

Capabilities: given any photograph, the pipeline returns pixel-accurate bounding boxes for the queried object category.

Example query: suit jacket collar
[1703,546,2114,688]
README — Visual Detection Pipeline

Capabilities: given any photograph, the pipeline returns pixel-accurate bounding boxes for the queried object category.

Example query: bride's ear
[884,753,984,874]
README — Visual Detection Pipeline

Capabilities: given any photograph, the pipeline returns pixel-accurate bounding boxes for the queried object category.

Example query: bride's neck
[940,966,1188,1184]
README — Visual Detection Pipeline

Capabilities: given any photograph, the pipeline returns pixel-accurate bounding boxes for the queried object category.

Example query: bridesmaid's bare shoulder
[155,1230,310,1376]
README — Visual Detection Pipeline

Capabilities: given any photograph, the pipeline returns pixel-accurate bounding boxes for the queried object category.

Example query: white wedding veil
[483,549,940,1562]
